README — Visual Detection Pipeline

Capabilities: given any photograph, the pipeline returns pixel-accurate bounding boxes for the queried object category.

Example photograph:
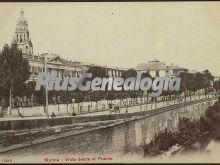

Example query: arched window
[20,35,23,43]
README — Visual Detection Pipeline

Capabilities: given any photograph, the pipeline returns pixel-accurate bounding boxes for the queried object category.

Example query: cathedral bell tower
[12,10,33,55]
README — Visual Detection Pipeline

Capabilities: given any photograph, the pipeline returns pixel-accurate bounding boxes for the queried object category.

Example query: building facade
[135,59,188,77]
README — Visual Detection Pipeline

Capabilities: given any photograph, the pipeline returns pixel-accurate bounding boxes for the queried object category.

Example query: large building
[135,59,188,77]
[12,11,187,81]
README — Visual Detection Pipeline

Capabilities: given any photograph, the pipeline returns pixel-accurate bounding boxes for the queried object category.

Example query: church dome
[17,10,28,25]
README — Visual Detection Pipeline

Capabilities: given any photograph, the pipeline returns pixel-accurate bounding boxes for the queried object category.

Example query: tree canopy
[0,44,30,90]
[214,80,220,92]
[86,66,108,78]
[179,71,212,94]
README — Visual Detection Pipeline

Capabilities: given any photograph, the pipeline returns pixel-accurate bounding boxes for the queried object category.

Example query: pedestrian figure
[114,105,120,113]
[95,101,98,110]
[58,104,60,111]
[7,107,10,115]
[0,105,3,117]
[66,102,69,114]
[108,103,113,109]
[18,107,23,118]
[72,111,77,116]
[51,112,56,118]
[43,105,46,113]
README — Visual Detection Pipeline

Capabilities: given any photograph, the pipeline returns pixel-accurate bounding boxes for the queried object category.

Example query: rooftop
[135,59,187,71]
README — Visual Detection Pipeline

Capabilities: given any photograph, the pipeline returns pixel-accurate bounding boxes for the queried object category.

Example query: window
[32,67,37,75]
[20,35,23,43]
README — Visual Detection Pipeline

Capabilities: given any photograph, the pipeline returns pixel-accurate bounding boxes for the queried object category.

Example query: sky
[0,2,220,76]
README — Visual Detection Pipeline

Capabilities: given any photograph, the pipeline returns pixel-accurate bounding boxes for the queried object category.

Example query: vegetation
[0,44,30,112]
[213,79,220,92]
[143,116,209,157]
[179,70,214,100]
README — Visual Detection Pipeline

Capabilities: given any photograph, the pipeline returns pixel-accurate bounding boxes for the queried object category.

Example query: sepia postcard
[0,1,220,164]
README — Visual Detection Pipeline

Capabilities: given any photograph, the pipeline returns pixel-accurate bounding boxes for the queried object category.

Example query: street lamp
[72,98,75,112]
[43,53,49,118]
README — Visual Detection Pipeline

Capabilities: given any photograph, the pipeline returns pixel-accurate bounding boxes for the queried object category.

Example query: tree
[86,66,108,101]
[86,66,108,78]
[0,44,30,113]
[141,71,152,79]
[213,80,220,92]
[121,69,152,99]
[180,72,199,100]
[121,68,137,79]
[179,70,214,100]
[203,69,214,82]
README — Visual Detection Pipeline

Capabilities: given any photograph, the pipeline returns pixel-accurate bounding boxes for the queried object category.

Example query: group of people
[108,103,121,113]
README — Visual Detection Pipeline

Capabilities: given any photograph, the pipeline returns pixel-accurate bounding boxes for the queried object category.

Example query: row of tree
[179,70,214,99]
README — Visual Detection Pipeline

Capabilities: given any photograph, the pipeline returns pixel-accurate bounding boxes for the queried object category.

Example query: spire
[11,37,17,45]
[21,10,24,17]
[17,10,27,26]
